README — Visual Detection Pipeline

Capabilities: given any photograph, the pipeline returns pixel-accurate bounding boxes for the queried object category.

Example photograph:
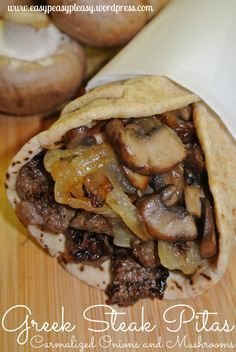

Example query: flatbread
[6,76,236,298]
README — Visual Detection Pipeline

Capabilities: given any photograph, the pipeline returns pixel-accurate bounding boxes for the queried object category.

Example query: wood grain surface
[0,114,235,352]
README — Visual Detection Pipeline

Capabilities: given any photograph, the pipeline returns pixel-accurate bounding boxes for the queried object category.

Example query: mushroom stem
[200,198,217,259]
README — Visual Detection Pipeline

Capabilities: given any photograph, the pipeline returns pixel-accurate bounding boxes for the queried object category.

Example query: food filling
[15,105,218,306]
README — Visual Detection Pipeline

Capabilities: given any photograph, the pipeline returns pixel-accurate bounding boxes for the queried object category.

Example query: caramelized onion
[44,143,149,240]
[106,187,150,241]
[158,240,200,275]
[102,162,136,194]
[54,177,114,217]
[84,172,113,207]
[44,145,89,173]
[46,144,117,216]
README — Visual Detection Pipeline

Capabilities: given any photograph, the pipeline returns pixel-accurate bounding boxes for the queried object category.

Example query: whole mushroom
[47,0,166,48]
[0,11,86,115]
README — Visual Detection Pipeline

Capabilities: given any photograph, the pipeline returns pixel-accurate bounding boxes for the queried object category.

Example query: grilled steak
[106,250,169,306]
[16,152,75,233]
[65,228,113,263]
[16,151,50,200]
[70,210,112,235]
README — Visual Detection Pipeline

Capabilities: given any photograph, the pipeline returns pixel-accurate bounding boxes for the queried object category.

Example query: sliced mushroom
[142,185,155,195]
[160,185,179,207]
[64,126,88,148]
[200,198,217,259]
[123,166,149,191]
[152,164,185,201]
[106,119,186,175]
[64,126,97,149]
[158,240,201,275]
[131,116,161,133]
[184,185,204,218]
[136,194,198,241]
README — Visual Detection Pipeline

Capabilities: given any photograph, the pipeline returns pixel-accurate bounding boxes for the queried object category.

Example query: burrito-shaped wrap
[6,76,236,306]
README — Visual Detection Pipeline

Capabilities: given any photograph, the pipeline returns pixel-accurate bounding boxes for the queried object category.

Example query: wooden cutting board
[1,115,235,352]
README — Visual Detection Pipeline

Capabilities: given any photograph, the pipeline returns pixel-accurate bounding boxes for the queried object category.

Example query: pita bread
[6,76,236,298]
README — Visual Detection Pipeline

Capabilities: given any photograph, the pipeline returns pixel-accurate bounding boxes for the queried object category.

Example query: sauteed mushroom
[136,194,197,241]
[123,166,149,191]
[64,126,97,149]
[152,164,184,200]
[184,185,204,218]
[160,185,179,207]
[200,198,217,259]
[106,119,186,175]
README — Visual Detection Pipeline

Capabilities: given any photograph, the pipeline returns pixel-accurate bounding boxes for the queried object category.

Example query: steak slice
[70,210,112,236]
[16,151,50,201]
[106,250,169,306]
[132,239,160,268]
[65,228,113,263]
[16,152,75,233]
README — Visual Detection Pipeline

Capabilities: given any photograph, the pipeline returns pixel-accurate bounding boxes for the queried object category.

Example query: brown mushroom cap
[48,0,150,48]
[136,194,198,241]
[64,126,98,149]
[152,164,185,200]
[106,119,186,175]
[0,14,86,115]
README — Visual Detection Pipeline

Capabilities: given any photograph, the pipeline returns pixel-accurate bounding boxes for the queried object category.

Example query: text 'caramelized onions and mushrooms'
[15,105,218,306]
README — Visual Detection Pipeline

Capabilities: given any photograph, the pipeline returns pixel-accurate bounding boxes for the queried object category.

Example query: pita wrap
[6,76,236,301]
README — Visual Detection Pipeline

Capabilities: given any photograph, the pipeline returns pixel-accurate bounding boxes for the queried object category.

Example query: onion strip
[106,187,150,241]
